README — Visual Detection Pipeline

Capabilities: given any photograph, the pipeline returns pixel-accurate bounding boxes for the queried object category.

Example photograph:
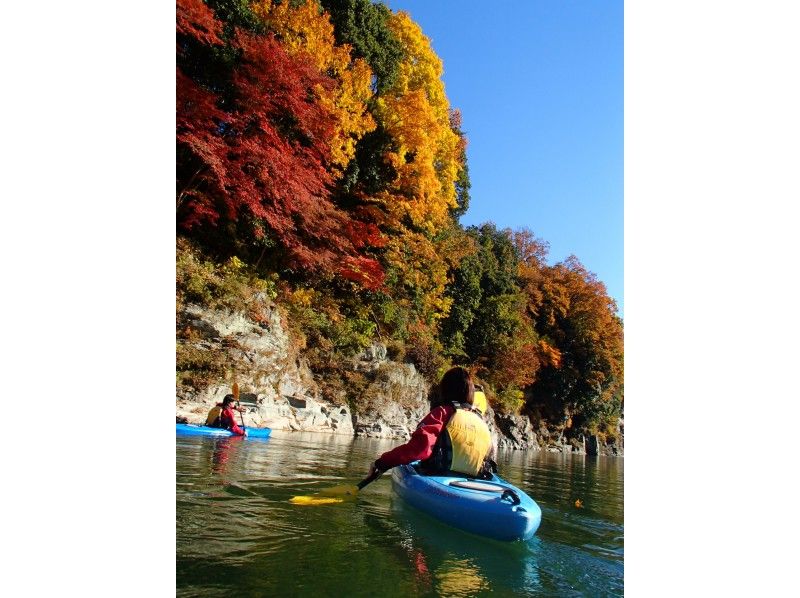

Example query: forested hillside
[177,0,624,440]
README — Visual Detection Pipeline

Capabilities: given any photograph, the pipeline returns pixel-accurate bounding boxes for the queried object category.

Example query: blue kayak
[391,463,541,542]
[176,423,272,439]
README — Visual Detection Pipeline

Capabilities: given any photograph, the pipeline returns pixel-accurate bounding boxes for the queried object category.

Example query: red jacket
[220,406,245,436]
[375,405,456,471]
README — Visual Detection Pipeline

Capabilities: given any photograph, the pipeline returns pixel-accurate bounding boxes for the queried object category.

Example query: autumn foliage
[177,0,383,288]
[175,0,623,430]
[251,0,376,174]
[530,255,624,423]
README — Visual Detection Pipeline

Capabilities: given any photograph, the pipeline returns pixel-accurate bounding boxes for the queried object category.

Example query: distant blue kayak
[391,463,541,542]
[176,423,272,439]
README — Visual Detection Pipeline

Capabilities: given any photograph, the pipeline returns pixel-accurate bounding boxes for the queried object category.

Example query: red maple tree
[176,0,384,289]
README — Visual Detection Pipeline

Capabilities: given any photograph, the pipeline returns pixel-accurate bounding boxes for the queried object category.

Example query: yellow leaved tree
[374,11,461,234]
[251,0,375,173]
[367,12,466,330]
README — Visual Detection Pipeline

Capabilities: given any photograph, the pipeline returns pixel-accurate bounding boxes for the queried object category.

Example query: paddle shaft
[357,468,383,490]
[233,382,245,430]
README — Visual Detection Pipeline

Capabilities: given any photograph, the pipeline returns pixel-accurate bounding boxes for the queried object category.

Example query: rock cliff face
[176,302,622,456]
[349,356,430,440]
[176,301,354,435]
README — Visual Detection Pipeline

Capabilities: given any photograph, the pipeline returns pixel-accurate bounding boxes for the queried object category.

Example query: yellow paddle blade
[289,496,344,506]
[319,485,360,497]
[232,382,239,401]
[289,484,360,506]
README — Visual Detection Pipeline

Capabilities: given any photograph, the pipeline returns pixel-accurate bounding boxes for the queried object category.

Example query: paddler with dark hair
[205,395,247,436]
[366,366,495,480]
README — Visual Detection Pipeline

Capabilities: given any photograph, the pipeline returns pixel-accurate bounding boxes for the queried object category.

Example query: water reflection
[376,497,541,596]
[211,436,240,475]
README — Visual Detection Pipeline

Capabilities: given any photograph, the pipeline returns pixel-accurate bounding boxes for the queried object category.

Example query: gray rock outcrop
[493,411,541,451]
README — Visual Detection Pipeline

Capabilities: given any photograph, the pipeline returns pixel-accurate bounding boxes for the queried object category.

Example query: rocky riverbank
[176,302,623,457]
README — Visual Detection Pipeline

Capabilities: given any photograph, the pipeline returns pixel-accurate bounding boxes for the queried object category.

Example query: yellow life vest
[205,405,223,427]
[443,404,493,477]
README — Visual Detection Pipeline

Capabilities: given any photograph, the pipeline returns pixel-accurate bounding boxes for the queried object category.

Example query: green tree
[440,223,521,359]
[449,109,471,219]
[206,0,262,36]
[320,0,403,93]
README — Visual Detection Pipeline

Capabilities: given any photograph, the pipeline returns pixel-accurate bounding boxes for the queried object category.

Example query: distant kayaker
[366,367,495,480]
[205,395,247,436]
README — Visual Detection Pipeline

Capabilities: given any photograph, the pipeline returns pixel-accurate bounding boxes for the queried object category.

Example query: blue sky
[385,0,623,316]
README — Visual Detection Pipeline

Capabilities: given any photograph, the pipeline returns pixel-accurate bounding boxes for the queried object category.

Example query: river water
[176,430,623,596]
